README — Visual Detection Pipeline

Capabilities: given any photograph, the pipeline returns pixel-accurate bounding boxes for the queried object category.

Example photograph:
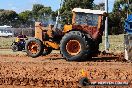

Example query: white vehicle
[0,25,13,37]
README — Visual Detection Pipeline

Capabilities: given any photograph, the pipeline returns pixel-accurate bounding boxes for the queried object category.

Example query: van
[0,25,13,37]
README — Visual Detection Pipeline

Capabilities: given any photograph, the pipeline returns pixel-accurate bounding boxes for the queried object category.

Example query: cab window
[75,13,99,26]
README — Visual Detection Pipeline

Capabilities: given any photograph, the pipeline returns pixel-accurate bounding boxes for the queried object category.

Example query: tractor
[25,8,107,61]
[11,35,27,52]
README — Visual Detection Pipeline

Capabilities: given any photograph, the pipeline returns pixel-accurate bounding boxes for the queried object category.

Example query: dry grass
[0,37,15,49]
[99,34,124,52]
[0,49,26,55]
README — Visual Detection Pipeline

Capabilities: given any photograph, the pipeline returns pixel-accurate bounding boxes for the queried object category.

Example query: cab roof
[72,8,106,15]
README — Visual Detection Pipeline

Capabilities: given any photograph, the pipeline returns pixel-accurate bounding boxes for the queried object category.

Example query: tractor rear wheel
[25,39,43,58]
[60,31,89,61]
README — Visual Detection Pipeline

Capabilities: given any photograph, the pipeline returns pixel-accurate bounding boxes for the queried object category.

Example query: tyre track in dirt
[0,49,131,88]
[0,54,131,88]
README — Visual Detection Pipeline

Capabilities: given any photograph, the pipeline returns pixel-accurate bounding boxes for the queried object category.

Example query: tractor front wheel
[25,39,44,58]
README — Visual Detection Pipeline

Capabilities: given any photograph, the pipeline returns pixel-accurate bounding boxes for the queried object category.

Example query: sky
[0,0,115,13]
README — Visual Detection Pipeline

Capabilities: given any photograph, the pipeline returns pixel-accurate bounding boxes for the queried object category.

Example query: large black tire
[79,77,90,87]
[43,46,52,56]
[12,45,19,52]
[60,31,89,61]
[25,39,44,58]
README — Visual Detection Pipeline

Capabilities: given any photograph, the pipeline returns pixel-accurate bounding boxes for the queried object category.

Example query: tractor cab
[25,8,107,61]
[73,9,100,26]
[63,8,107,39]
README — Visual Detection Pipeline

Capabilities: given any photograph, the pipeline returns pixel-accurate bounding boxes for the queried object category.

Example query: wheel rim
[27,41,39,54]
[66,40,81,55]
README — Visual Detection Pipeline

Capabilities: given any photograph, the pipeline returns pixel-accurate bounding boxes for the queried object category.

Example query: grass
[0,37,15,49]
[99,34,124,52]
[0,34,124,52]
[0,49,26,55]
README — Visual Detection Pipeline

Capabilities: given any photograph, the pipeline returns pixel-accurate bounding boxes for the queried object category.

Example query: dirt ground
[0,49,131,88]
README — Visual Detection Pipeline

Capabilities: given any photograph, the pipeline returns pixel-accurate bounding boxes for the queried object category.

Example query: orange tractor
[25,8,107,61]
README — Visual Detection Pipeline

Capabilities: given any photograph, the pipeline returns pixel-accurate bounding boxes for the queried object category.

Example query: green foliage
[18,10,33,27]
[108,0,132,34]
[0,4,53,28]
[60,0,94,25]
[19,10,32,21]
[93,3,105,10]
[0,10,18,27]
[32,4,44,14]
[38,7,52,15]
[0,9,4,12]
[32,4,53,21]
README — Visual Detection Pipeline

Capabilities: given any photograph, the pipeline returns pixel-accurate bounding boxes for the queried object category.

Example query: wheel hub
[66,40,81,55]
[28,42,39,54]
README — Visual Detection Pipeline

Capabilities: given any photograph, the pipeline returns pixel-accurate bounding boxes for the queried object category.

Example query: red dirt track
[0,53,131,88]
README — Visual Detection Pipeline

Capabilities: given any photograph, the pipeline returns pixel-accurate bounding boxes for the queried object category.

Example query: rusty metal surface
[72,25,98,38]
[35,22,43,40]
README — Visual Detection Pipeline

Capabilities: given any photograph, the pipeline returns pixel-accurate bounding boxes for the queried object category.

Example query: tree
[32,4,44,14]
[38,7,53,22]
[93,3,105,10]
[32,4,53,21]
[19,10,32,21]
[113,0,132,14]
[59,0,94,25]
[0,9,4,12]
[38,7,52,15]
[0,10,19,27]
[17,4,54,27]
[108,0,132,34]
[19,10,33,27]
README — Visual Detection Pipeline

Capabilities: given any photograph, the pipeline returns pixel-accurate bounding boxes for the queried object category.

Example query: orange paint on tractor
[63,24,72,33]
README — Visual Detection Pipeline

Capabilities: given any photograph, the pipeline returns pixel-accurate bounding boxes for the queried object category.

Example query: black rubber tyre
[79,77,90,87]
[25,39,44,58]
[60,31,89,61]
[43,46,52,56]
[12,45,19,52]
